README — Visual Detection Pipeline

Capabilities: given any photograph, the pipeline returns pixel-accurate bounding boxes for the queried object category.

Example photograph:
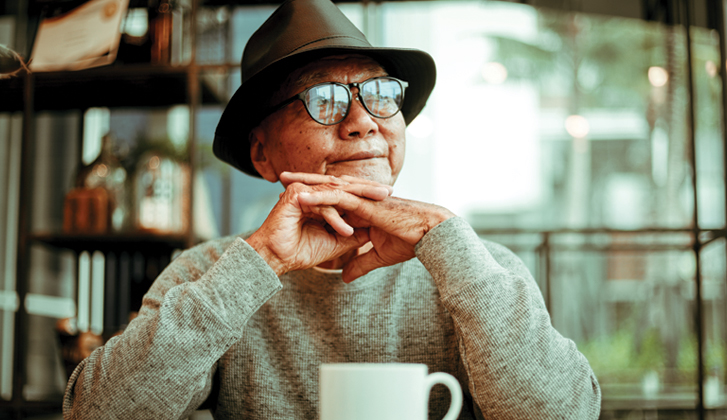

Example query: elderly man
[63,0,601,418]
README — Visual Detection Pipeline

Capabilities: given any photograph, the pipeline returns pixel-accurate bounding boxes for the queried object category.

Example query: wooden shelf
[29,231,189,253]
[0,64,229,112]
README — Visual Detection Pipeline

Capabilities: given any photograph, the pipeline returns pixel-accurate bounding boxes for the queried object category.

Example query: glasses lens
[305,83,350,125]
[361,78,403,118]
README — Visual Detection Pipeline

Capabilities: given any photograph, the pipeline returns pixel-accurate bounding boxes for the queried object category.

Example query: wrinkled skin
[246,55,454,283]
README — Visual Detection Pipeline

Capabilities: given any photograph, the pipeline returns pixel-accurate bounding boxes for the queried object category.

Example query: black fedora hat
[213,0,437,177]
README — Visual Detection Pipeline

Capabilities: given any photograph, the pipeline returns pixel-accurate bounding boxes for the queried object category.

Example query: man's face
[250,55,406,187]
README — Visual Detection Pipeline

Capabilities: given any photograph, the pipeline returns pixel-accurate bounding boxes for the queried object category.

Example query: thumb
[336,228,371,257]
[342,247,386,283]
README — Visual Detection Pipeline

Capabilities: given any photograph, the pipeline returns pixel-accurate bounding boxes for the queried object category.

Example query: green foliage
[486,5,724,142]
[677,337,726,376]
[487,9,681,110]
[636,328,666,372]
[677,336,697,374]
[579,328,638,382]
[580,327,727,386]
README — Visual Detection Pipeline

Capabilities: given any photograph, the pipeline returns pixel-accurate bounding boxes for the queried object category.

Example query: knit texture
[63,217,601,419]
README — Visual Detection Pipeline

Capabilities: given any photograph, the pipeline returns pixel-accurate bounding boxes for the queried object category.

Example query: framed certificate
[30,0,129,72]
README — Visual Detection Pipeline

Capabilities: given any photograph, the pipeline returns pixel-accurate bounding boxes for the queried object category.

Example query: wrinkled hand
[246,173,393,276]
[282,172,456,283]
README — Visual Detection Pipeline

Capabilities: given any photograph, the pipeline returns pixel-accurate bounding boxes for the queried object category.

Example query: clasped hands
[246,172,455,283]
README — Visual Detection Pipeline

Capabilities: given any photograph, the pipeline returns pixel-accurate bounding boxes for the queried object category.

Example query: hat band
[290,35,372,54]
[287,36,371,55]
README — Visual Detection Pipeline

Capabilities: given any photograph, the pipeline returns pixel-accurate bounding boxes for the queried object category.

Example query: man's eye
[310,97,332,110]
[366,95,398,114]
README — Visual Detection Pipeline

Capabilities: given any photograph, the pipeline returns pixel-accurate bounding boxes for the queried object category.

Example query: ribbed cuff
[415,216,503,298]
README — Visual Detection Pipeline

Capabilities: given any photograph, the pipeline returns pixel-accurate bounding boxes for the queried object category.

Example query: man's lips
[333,151,385,163]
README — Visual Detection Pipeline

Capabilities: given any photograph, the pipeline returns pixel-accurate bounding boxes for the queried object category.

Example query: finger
[340,228,371,252]
[282,172,394,195]
[298,199,352,236]
[341,184,390,201]
[337,175,394,194]
[297,189,371,219]
[341,212,370,229]
[280,172,347,187]
[319,227,371,265]
[283,173,391,201]
[342,248,386,283]
[285,178,386,201]
[297,181,388,201]
[317,206,354,236]
[328,228,372,267]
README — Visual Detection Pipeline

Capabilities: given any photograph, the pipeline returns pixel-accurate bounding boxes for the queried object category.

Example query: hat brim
[213,45,436,177]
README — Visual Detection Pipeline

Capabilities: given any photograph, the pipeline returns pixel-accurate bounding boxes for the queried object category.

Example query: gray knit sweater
[63,217,601,419]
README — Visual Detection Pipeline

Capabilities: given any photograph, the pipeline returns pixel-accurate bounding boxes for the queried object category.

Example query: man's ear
[249,127,279,183]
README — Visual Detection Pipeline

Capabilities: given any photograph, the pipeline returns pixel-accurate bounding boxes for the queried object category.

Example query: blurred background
[1,0,726,418]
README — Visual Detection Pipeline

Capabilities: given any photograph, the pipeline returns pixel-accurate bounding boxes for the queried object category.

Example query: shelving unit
[1,64,227,112]
[0,0,242,417]
[29,232,188,253]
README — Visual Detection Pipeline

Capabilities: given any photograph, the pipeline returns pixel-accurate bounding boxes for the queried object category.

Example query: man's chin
[325,163,396,186]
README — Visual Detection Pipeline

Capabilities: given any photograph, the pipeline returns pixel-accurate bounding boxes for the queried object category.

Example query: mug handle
[425,372,463,420]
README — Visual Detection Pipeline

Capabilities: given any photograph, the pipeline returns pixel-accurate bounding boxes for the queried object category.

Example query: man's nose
[338,94,378,139]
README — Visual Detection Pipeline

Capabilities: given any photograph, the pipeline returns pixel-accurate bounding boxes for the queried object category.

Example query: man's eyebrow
[296,71,332,89]
[294,64,389,91]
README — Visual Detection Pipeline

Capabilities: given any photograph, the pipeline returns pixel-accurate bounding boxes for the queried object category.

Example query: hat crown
[242,0,371,83]
[213,0,436,177]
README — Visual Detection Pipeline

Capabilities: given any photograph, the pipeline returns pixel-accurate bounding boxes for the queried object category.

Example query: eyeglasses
[266,76,409,125]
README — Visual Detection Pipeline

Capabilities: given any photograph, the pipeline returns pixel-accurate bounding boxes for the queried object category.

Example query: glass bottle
[133,150,189,234]
[149,0,173,64]
[75,133,129,232]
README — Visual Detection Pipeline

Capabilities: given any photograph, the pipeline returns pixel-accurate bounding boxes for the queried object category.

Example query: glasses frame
[264,76,409,126]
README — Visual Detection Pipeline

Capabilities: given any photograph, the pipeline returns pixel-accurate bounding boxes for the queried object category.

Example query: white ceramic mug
[319,363,463,420]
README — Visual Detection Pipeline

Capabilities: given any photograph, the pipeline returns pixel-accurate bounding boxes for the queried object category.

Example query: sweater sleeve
[62,237,282,420]
[415,217,601,419]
